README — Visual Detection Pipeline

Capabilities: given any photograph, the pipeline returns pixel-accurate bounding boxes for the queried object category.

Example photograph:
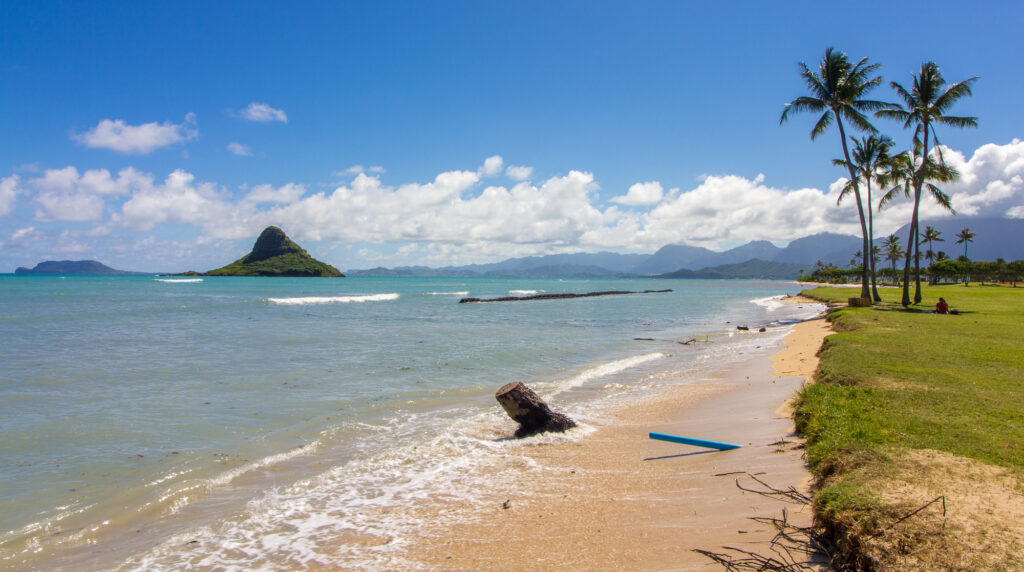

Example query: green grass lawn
[795,284,1024,565]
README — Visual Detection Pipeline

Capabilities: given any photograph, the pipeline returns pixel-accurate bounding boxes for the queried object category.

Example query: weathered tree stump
[495,382,577,438]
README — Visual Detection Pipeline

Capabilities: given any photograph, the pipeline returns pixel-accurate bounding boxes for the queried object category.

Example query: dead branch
[867,495,946,540]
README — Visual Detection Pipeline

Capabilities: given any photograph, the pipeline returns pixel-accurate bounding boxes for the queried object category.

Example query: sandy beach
[399,297,833,570]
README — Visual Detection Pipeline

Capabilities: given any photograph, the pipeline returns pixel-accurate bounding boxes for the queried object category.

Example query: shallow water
[0,275,821,570]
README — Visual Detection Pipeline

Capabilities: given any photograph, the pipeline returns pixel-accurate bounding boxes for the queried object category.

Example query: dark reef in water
[459,289,672,303]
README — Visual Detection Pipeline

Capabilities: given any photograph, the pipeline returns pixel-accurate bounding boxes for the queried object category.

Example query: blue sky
[2,1,1023,272]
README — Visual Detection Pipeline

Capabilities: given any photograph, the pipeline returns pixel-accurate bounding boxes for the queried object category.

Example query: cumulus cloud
[239,102,288,123]
[227,142,252,156]
[8,142,1024,269]
[338,165,386,176]
[118,169,239,234]
[936,140,1024,219]
[505,165,534,181]
[612,181,665,206]
[73,114,198,154]
[478,155,504,177]
[244,183,305,204]
[27,167,149,221]
[1,175,20,216]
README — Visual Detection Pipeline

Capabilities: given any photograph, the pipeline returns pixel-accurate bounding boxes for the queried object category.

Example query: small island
[202,226,344,277]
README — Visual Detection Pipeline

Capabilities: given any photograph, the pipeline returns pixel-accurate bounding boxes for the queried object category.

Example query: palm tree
[920,226,944,263]
[877,62,978,306]
[781,47,892,301]
[878,151,958,302]
[835,134,897,301]
[882,233,904,285]
[956,227,975,259]
[850,250,863,270]
[920,225,945,284]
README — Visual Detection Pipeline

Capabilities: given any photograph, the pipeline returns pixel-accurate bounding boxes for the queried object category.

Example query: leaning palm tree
[879,150,958,303]
[882,234,904,285]
[877,62,978,306]
[835,134,897,301]
[781,47,893,301]
[956,227,975,259]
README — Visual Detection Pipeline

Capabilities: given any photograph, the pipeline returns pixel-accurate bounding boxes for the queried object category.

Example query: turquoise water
[0,275,820,570]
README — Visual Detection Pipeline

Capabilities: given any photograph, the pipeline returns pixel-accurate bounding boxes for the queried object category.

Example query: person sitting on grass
[936,297,949,314]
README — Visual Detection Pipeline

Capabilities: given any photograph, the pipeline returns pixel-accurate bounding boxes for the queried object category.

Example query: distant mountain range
[12,217,1021,279]
[348,217,1024,278]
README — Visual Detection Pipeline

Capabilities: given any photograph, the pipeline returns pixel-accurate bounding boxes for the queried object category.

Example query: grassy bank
[796,284,1024,569]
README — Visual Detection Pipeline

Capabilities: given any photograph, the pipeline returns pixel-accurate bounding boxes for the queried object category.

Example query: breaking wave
[267,293,400,305]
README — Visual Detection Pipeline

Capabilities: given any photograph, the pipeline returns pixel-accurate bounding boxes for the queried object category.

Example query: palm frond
[925,185,955,213]
[779,96,826,124]
[935,114,979,129]
[810,111,832,140]
[888,81,915,109]
[841,107,877,133]
[934,77,979,113]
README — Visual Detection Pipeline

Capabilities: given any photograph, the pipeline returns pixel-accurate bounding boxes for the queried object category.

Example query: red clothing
[936,300,948,314]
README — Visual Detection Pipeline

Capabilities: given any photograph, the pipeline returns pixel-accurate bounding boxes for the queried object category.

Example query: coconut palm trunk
[835,121,873,300]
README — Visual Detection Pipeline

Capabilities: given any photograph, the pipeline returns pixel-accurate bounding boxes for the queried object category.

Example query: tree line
[781,47,978,307]
[800,258,1024,287]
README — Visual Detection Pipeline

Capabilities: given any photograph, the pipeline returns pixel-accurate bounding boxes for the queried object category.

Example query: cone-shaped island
[204,226,344,277]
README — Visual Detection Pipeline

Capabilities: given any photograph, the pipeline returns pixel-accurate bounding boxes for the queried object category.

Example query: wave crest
[268,293,400,305]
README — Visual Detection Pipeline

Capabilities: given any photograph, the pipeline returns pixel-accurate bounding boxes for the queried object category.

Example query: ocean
[0,275,823,570]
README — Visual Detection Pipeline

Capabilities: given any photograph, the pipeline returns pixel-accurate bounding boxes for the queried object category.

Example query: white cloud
[505,165,534,181]
[338,165,386,176]
[8,143,1024,269]
[26,167,148,221]
[612,181,664,206]
[239,102,288,123]
[1,175,21,215]
[478,155,504,177]
[244,183,305,204]
[227,142,252,156]
[118,169,239,234]
[11,226,38,241]
[73,114,198,154]
[35,191,105,221]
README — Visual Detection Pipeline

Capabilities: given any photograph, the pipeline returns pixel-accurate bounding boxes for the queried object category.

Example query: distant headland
[15,260,148,275]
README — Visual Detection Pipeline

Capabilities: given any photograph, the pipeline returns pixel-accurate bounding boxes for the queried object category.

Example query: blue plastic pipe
[649,431,741,451]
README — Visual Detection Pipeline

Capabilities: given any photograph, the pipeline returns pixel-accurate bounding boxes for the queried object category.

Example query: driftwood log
[495,382,577,438]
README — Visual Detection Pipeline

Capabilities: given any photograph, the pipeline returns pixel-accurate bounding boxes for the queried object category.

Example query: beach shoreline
[396,297,833,570]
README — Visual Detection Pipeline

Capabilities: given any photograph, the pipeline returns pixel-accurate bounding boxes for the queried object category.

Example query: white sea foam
[154,278,203,283]
[750,294,787,311]
[426,291,470,296]
[123,410,593,571]
[267,293,400,305]
[509,289,542,295]
[544,352,666,398]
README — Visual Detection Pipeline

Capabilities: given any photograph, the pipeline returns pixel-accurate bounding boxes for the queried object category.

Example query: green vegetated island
[192,226,344,277]
[795,284,1024,569]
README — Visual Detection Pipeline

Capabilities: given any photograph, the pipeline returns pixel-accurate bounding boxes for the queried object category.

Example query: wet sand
[399,298,833,571]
